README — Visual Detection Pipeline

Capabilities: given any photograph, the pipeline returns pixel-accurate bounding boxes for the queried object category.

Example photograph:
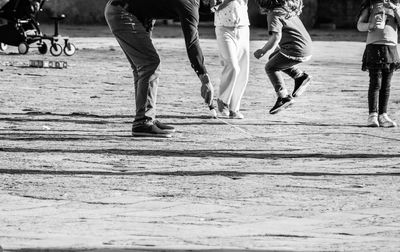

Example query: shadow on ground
[4,248,296,252]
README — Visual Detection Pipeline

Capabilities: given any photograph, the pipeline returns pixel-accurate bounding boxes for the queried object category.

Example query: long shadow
[0,133,130,141]
[3,248,296,252]
[0,117,117,125]
[0,118,225,126]
[0,113,222,125]
[0,112,212,120]
[2,114,400,143]
[0,115,370,128]
[0,112,377,128]
[1,168,399,177]
[1,147,400,160]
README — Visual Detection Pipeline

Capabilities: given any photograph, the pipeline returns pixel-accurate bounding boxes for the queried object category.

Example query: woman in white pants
[214,0,250,119]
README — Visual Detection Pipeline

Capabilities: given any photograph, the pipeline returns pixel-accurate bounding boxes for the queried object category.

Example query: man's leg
[105,2,159,122]
[105,2,171,137]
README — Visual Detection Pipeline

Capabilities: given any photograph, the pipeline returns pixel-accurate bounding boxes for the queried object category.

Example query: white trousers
[215,26,250,112]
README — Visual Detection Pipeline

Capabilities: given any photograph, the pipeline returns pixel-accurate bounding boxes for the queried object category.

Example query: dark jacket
[126,0,207,75]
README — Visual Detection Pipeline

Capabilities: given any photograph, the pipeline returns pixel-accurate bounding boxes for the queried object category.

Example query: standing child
[357,0,399,127]
[214,0,250,119]
[254,0,312,114]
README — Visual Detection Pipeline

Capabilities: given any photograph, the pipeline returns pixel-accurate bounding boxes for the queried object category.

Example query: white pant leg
[215,26,249,112]
[216,26,240,107]
[230,26,250,112]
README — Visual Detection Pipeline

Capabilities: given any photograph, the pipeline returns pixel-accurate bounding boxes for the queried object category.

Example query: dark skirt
[362,44,400,71]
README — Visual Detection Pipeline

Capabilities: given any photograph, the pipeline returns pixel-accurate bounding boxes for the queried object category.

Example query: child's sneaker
[269,95,294,114]
[292,73,311,97]
[217,99,229,117]
[378,113,397,128]
[229,111,244,119]
[367,112,379,127]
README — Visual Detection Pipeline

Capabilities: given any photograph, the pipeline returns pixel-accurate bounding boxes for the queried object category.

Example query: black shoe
[292,73,311,97]
[269,96,294,114]
[132,120,172,138]
[154,120,176,133]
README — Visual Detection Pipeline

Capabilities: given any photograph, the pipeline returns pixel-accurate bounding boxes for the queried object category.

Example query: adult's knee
[138,56,160,73]
[137,57,160,82]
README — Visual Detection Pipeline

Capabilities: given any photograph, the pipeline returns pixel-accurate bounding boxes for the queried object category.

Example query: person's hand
[368,21,377,31]
[384,0,399,11]
[254,48,267,59]
[374,19,384,28]
[29,0,40,13]
[144,19,156,32]
[198,73,214,106]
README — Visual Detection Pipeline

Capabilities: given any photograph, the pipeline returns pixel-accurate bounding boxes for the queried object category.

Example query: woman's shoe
[217,99,229,117]
[229,111,244,119]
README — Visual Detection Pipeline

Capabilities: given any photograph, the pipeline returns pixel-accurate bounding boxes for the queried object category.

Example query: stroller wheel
[38,43,48,54]
[50,43,63,57]
[64,43,76,56]
[18,43,29,54]
[0,43,7,51]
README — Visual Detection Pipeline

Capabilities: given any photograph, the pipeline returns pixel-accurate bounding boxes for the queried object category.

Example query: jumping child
[254,0,312,114]
[357,0,399,127]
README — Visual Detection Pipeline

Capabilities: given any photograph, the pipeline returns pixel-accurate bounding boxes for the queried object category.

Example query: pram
[0,0,76,56]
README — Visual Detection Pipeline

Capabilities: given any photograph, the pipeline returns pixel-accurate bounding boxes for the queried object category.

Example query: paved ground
[0,26,399,251]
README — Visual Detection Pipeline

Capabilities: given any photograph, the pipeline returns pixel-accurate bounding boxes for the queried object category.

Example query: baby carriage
[0,0,76,56]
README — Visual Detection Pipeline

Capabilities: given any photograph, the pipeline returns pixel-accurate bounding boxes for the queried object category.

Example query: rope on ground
[215,116,256,138]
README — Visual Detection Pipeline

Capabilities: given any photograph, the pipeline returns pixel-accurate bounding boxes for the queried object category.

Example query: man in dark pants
[104,0,215,138]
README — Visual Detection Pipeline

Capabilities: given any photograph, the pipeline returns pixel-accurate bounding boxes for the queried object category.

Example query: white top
[214,0,250,27]
[366,4,398,46]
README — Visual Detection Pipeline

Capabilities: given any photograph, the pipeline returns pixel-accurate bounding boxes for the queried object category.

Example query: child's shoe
[229,111,244,119]
[367,113,379,127]
[269,95,294,114]
[378,113,397,128]
[292,73,311,97]
[217,99,229,117]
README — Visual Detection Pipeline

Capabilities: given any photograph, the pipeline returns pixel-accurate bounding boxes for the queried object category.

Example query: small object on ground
[29,60,67,69]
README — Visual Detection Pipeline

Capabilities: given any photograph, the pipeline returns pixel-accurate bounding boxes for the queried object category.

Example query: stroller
[0,0,75,56]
